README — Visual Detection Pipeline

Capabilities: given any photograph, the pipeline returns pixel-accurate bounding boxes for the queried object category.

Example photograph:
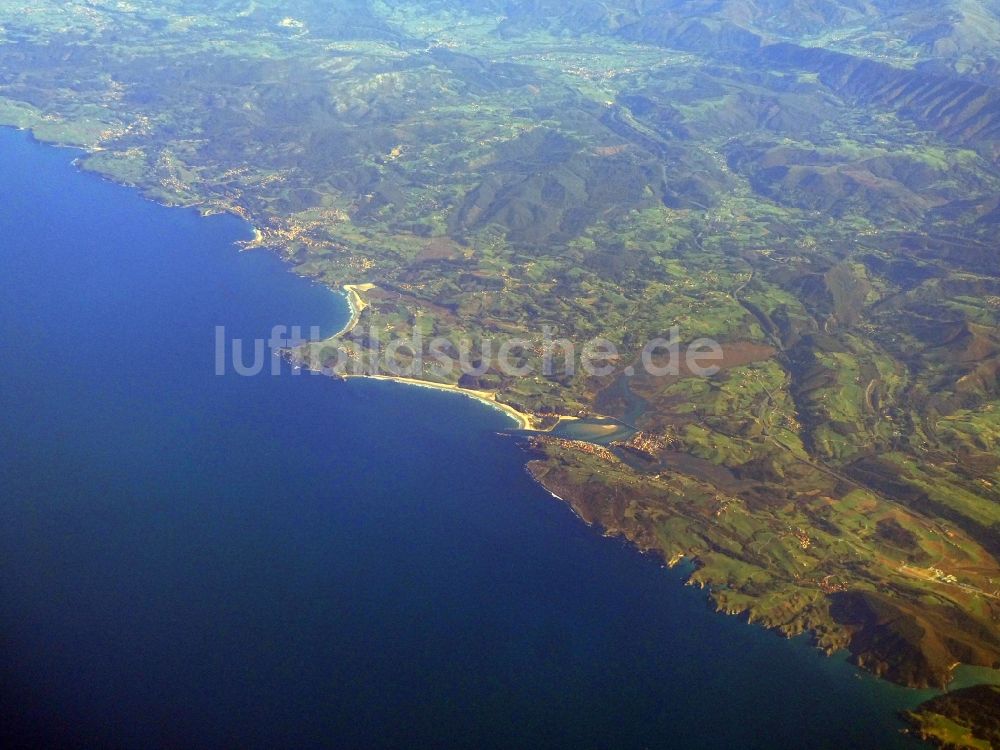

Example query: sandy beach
[336,283,374,337]
[342,373,554,431]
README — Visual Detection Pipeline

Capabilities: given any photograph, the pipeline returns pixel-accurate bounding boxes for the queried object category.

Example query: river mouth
[0,127,935,749]
[551,417,633,443]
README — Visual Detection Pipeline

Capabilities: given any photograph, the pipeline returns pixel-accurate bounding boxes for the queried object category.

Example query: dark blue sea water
[0,128,935,749]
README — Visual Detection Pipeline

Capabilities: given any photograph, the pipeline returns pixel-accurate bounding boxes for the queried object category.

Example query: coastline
[337,283,373,337]
[11,124,998,736]
[6,118,573,439]
[1,123,950,750]
[340,372,564,431]
[0,124,586,440]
